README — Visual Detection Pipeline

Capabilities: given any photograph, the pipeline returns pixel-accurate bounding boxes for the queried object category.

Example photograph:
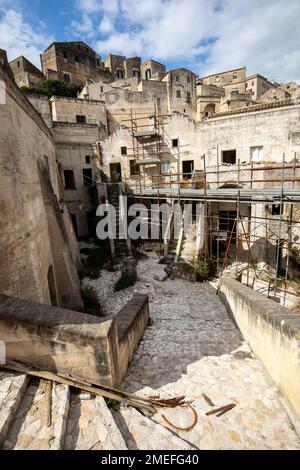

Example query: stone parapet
[219,277,300,416]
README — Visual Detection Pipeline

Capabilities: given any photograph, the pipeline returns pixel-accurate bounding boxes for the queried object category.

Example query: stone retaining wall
[219,277,300,416]
[0,293,149,386]
[116,294,149,381]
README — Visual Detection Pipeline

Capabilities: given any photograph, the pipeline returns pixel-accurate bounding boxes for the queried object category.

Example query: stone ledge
[115,294,149,341]
[220,277,300,340]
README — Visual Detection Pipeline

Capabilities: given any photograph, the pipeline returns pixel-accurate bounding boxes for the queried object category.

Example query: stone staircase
[0,371,195,450]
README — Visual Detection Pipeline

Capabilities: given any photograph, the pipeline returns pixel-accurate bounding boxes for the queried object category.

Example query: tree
[21,79,82,98]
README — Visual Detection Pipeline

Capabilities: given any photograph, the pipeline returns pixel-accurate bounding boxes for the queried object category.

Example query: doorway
[110,163,122,182]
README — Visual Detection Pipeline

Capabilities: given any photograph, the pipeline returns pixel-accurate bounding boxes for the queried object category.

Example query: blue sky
[0,0,300,82]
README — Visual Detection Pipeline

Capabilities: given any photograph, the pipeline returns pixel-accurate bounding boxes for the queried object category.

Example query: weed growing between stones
[114,275,136,292]
[81,285,102,316]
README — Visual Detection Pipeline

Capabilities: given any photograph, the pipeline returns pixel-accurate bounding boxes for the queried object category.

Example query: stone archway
[204,103,216,117]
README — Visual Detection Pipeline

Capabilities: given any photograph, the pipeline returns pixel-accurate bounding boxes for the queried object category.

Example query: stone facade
[40,42,112,86]
[162,68,197,120]
[0,61,82,310]
[246,74,276,100]
[9,56,44,88]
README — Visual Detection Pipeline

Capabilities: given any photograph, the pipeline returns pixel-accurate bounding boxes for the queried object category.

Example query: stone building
[201,66,247,97]
[245,74,276,100]
[9,56,44,88]
[40,41,112,86]
[105,54,141,80]
[140,59,166,81]
[0,55,82,310]
[162,68,197,120]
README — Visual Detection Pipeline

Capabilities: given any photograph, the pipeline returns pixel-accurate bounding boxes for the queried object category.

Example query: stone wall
[116,294,149,381]
[219,277,300,417]
[0,293,149,386]
[0,62,82,310]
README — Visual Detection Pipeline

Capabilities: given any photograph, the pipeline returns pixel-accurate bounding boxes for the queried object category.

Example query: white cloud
[99,15,115,35]
[0,8,53,67]
[88,0,300,82]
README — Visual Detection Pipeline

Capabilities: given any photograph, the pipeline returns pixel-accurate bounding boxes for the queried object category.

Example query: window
[272,204,281,216]
[145,69,152,80]
[187,76,191,83]
[133,70,140,79]
[222,150,236,164]
[175,75,179,81]
[85,155,91,164]
[17,61,20,68]
[161,163,171,173]
[186,91,191,103]
[83,168,92,186]
[76,115,86,124]
[233,72,237,79]
[172,138,178,148]
[252,81,254,86]
[116,69,124,79]
[215,75,220,82]
[63,51,68,59]
[182,160,194,179]
[75,55,79,62]
[64,73,70,82]
[64,170,75,189]
[97,58,101,66]
[121,146,127,155]
[130,160,140,176]
[157,97,161,110]
[100,86,104,93]
[176,90,181,99]
[250,146,263,162]
[232,89,239,95]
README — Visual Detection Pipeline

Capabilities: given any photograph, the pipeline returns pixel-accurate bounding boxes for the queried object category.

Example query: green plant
[81,286,102,316]
[290,247,300,271]
[105,398,120,411]
[189,255,216,282]
[114,275,136,292]
[21,79,81,98]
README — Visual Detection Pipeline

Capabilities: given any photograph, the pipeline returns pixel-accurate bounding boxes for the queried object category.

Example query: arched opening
[145,69,152,80]
[204,103,216,117]
[116,69,124,79]
[47,265,58,306]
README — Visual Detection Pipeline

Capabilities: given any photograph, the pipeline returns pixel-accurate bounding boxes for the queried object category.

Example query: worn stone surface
[3,379,69,450]
[115,255,300,450]
[113,406,193,450]
[63,394,127,450]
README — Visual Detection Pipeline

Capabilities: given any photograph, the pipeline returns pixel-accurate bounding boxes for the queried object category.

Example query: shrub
[105,398,120,411]
[114,275,136,292]
[21,79,81,98]
[81,286,102,316]
[189,255,216,282]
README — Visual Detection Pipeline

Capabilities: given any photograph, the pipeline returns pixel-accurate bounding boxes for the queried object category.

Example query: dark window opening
[116,69,124,79]
[130,160,140,176]
[145,69,152,80]
[222,150,236,164]
[187,76,191,83]
[110,163,122,182]
[71,214,78,238]
[64,73,70,82]
[219,211,237,242]
[83,168,93,186]
[64,170,75,189]
[176,90,181,98]
[97,58,101,66]
[75,55,79,62]
[76,115,86,124]
[272,204,281,216]
[85,155,91,164]
[187,91,191,103]
[17,61,20,68]
[172,138,178,148]
[182,160,194,179]
[233,72,237,79]
[87,211,95,237]
[121,146,127,155]
[63,51,68,59]
[175,75,179,81]
[133,70,140,79]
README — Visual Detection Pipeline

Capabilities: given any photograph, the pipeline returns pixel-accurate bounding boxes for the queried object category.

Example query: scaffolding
[116,112,300,308]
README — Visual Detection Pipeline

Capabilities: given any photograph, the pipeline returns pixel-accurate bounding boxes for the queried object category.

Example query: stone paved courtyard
[90,253,300,449]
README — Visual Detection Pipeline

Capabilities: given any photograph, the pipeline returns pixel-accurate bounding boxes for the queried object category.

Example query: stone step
[2,378,69,450]
[0,370,29,447]
[63,393,127,450]
[112,406,194,450]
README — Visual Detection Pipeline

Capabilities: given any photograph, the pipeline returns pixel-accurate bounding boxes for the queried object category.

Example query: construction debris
[206,403,237,417]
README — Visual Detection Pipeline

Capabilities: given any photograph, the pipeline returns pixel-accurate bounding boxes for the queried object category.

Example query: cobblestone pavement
[89,253,300,450]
